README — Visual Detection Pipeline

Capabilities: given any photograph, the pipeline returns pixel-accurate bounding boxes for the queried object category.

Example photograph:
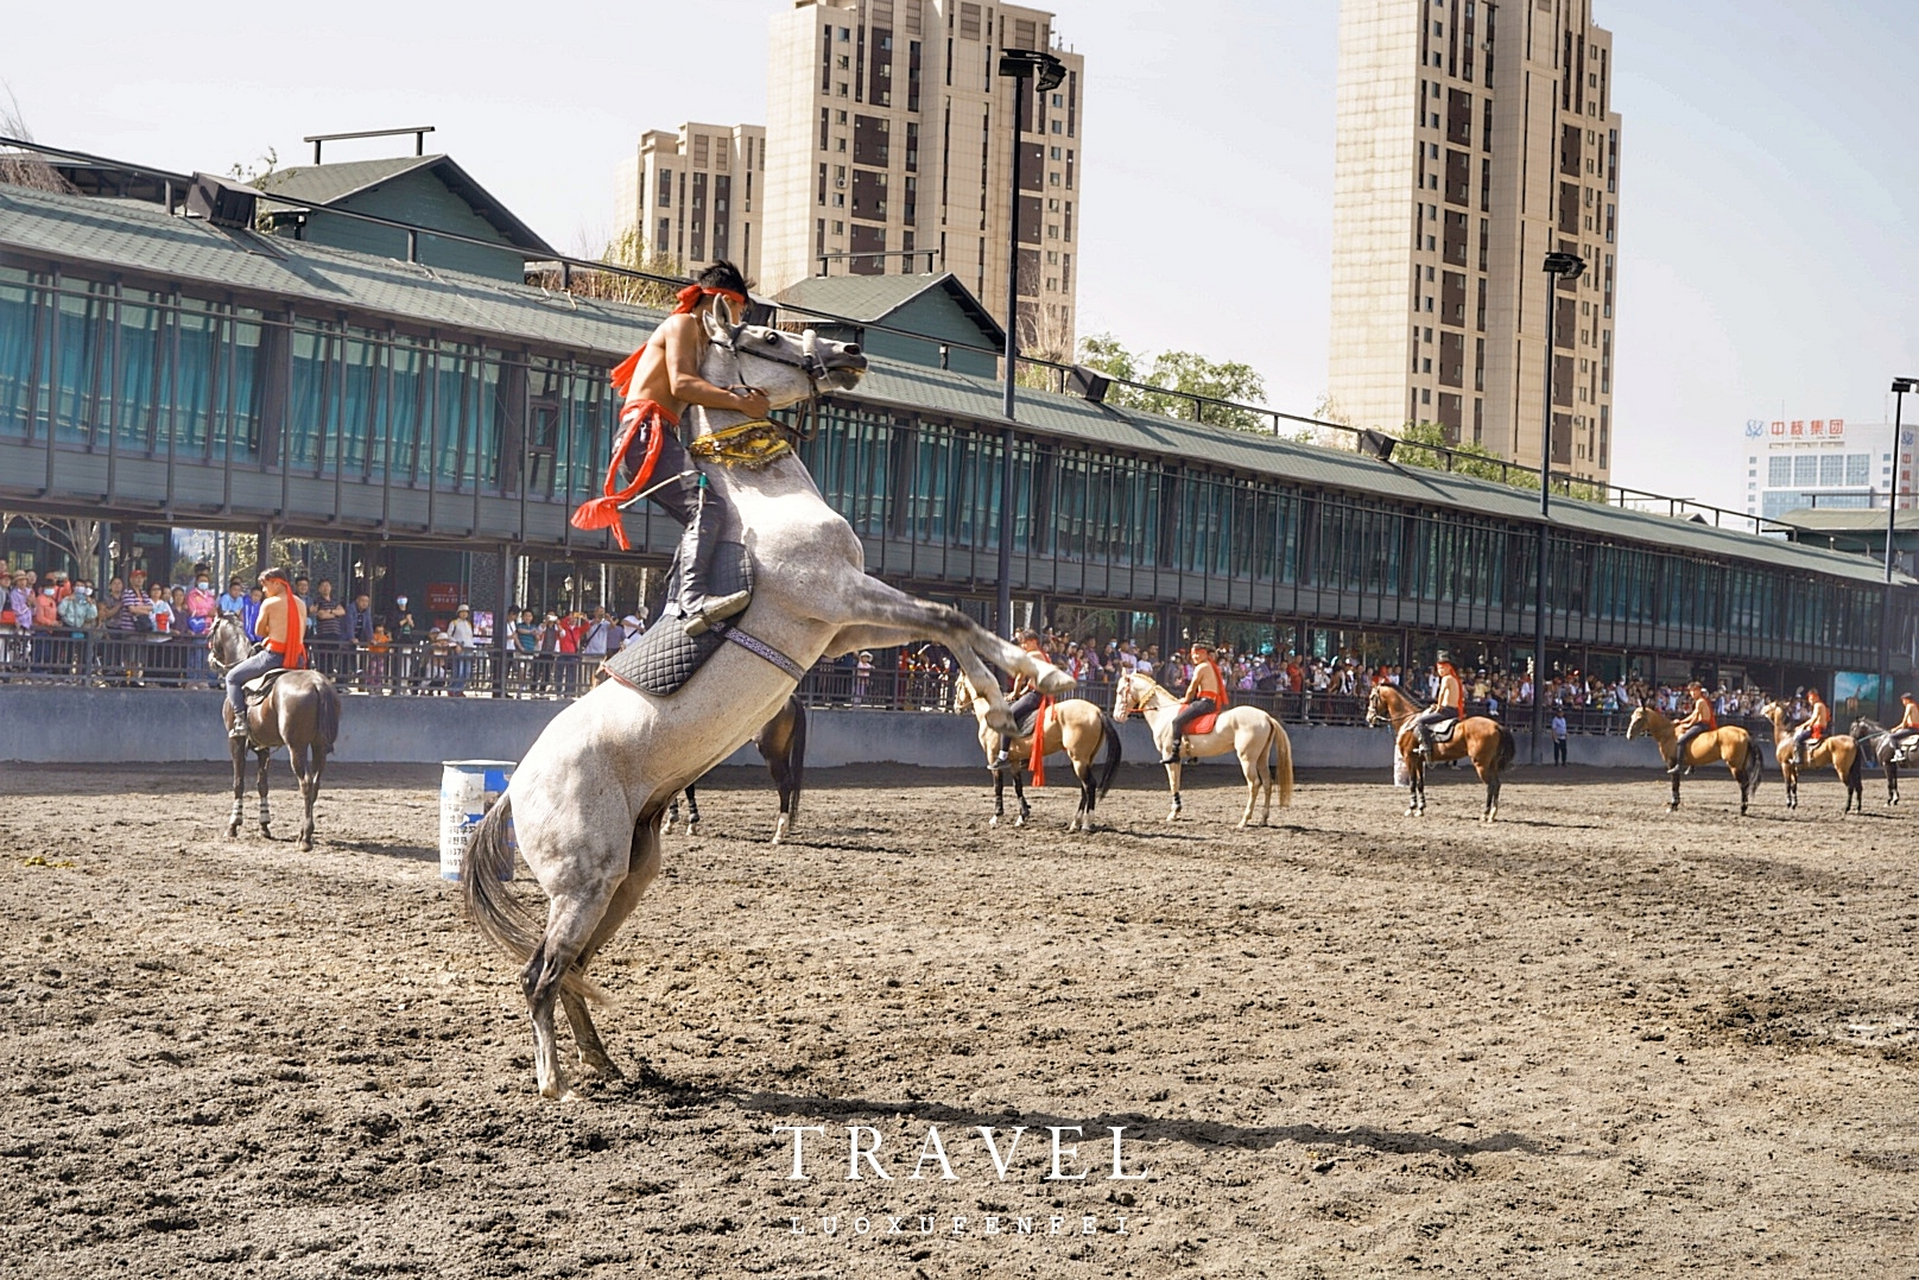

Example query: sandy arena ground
[2,756,1916,1278]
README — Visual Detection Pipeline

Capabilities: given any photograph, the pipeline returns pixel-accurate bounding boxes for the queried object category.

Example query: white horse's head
[1365,683,1388,727]
[698,308,868,411]
[1111,671,1147,720]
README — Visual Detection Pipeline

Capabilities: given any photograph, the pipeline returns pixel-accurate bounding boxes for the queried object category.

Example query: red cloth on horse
[1026,695,1054,786]
[1180,708,1219,737]
[569,399,678,550]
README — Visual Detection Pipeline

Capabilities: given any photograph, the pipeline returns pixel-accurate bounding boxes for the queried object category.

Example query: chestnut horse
[1759,701,1861,813]
[1365,683,1515,821]
[1625,704,1760,815]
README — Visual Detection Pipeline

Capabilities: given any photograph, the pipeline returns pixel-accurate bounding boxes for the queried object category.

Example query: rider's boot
[1414,724,1435,761]
[1158,737,1181,767]
[678,472,750,636]
[228,714,250,743]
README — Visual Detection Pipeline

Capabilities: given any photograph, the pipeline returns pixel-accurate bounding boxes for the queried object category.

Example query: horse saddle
[1424,716,1461,744]
[603,544,757,697]
[242,666,296,705]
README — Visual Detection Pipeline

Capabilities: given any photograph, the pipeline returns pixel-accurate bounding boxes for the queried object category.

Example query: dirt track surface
[2,758,1917,1278]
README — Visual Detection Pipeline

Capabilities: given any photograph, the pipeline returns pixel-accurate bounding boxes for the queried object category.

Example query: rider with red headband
[572,261,768,635]
[1788,687,1831,766]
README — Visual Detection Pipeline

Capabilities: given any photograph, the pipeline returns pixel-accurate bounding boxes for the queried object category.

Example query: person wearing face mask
[58,578,97,642]
[185,570,217,687]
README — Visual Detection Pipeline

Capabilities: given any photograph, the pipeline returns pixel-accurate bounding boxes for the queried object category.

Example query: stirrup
[228,720,251,742]
[682,589,750,637]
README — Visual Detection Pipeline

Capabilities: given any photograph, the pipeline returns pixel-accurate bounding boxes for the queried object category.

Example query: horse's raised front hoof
[985,709,1016,735]
[1033,663,1075,697]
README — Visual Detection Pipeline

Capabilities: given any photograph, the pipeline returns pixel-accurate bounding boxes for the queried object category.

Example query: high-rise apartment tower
[614,123,766,279]
[761,0,1085,357]
[1329,0,1622,481]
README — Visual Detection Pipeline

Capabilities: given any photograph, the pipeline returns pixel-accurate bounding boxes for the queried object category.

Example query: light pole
[994,47,1064,639]
[1877,377,1919,722]
[1532,249,1586,765]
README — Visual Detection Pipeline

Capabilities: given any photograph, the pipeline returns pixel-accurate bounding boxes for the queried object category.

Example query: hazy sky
[6,0,1914,512]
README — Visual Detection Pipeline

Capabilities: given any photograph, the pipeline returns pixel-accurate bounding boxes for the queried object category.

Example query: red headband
[672,284,748,315]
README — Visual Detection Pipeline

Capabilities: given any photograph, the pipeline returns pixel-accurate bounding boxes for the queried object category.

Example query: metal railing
[0,630,1786,746]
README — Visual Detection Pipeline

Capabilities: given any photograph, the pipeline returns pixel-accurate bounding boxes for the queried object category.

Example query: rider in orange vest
[1788,688,1831,766]
[1668,680,1716,775]
[570,261,765,636]
[1161,640,1229,765]
[1891,692,1919,757]
[1411,650,1465,759]
[991,629,1052,770]
[224,567,307,740]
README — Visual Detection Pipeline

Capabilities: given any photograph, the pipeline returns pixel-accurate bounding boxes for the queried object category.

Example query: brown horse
[665,695,808,843]
[1759,701,1862,813]
[958,673,1122,832]
[1625,703,1760,816]
[209,614,342,850]
[1365,683,1515,822]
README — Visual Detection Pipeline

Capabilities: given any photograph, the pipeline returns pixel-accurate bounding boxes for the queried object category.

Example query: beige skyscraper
[760,0,1085,356]
[613,123,766,279]
[1329,0,1622,482]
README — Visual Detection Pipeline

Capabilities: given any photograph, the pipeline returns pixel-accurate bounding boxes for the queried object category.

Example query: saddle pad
[1429,716,1460,742]
[1183,712,1219,737]
[602,544,751,696]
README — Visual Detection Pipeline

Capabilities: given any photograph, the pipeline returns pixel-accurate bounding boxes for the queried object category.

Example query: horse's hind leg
[255,746,273,836]
[299,746,327,851]
[1012,770,1031,827]
[684,784,700,837]
[525,876,626,1100]
[561,818,664,1083]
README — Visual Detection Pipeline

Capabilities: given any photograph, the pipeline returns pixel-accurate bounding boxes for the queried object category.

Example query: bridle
[207,613,247,675]
[708,321,836,444]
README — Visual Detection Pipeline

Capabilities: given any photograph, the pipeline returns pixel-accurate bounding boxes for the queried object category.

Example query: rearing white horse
[462,312,1071,1099]
[1112,670,1293,825]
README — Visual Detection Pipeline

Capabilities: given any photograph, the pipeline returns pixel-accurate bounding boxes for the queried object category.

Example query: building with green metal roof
[1,175,1912,693]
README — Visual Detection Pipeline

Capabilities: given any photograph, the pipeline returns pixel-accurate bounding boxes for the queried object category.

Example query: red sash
[1026,696,1054,786]
[570,399,678,550]
[265,596,307,670]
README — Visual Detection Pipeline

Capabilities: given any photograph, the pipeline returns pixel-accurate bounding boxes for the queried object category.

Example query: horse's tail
[786,695,807,826]
[1494,723,1517,774]
[460,796,606,1005]
[1095,709,1123,799]
[1847,744,1863,792]
[1270,717,1295,807]
[315,678,342,752]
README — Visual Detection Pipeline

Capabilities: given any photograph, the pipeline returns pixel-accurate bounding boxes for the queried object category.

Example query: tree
[0,91,74,194]
[1075,333,1272,432]
[530,226,686,311]
[1392,421,1533,487]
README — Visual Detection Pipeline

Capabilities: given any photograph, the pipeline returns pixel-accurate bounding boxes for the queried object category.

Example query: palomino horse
[207,613,341,851]
[1850,719,1912,805]
[1364,683,1515,822]
[955,673,1122,832]
[665,694,807,843]
[1112,671,1293,826]
[1759,701,1861,812]
[462,316,1074,1099]
[1624,703,1760,815]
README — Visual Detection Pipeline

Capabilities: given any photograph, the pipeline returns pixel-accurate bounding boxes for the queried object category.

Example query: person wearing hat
[1411,649,1465,760]
[1891,692,1919,757]
[1786,686,1830,767]
[1668,680,1717,775]
[1161,640,1228,765]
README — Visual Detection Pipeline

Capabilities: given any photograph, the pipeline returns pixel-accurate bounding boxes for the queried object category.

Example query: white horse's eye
[762,333,780,345]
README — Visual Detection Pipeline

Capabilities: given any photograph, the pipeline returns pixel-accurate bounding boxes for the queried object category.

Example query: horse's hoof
[1013,815,1026,828]
[225,824,239,839]
[989,815,1001,828]
[259,824,272,838]
[685,821,699,838]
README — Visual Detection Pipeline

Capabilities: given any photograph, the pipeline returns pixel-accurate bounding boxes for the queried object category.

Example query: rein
[709,324,830,447]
